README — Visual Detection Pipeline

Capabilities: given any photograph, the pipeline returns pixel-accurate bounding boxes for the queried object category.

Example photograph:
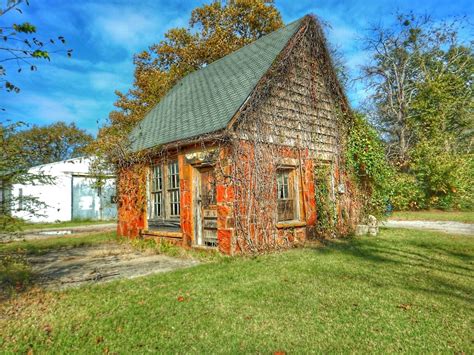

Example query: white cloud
[83,2,190,55]
[93,13,158,47]
[5,91,109,134]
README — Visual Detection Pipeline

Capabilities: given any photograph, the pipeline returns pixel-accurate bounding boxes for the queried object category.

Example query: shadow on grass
[306,234,474,304]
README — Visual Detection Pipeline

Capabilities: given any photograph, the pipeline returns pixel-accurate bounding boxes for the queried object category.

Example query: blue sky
[1,0,472,135]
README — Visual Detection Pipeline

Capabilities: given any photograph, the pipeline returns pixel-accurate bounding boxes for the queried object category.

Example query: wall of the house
[231,25,360,244]
[229,140,317,253]
[116,144,317,255]
[117,164,148,238]
[236,30,341,160]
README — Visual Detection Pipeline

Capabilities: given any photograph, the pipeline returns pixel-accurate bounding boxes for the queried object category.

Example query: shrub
[390,173,426,210]
[346,114,393,216]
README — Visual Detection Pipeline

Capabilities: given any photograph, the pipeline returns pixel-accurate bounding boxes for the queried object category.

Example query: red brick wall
[117,164,147,239]
[117,144,359,254]
[229,140,317,253]
[178,154,193,247]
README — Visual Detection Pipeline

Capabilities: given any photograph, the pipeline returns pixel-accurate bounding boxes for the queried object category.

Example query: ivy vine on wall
[314,163,336,237]
[345,113,392,217]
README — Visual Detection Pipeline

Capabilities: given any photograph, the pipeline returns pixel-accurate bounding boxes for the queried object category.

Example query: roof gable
[129,18,304,152]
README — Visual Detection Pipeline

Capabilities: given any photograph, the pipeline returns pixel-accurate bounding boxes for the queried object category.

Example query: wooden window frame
[276,168,298,222]
[167,161,180,218]
[149,165,163,219]
[148,160,180,224]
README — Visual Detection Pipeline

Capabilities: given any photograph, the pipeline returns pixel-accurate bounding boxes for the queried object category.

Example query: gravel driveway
[383,220,474,235]
[1,223,116,243]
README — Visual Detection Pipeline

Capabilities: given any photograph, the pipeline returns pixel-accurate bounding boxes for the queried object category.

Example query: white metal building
[11,157,117,223]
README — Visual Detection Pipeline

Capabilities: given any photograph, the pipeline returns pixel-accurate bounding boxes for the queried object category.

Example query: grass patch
[21,219,116,231]
[0,232,116,255]
[0,228,472,353]
[0,254,32,299]
[128,237,226,262]
[390,210,474,223]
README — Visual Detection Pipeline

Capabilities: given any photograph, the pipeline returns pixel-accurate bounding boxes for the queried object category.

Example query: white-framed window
[150,165,163,218]
[276,169,296,221]
[168,161,180,217]
[149,160,180,220]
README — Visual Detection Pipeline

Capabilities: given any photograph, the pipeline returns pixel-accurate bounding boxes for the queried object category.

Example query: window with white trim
[150,165,163,218]
[168,161,180,217]
[149,160,180,222]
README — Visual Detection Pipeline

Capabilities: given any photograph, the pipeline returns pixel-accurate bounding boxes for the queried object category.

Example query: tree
[0,121,51,233]
[99,0,283,143]
[410,44,474,153]
[0,0,72,94]
[362,14,472,162]
[362,14,427,165]
[346,112,393,216]
[12,121,94,166]
[0,2,73,234]
[362,12,473,210]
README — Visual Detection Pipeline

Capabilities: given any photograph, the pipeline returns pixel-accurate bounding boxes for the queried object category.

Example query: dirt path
[28,243,199,289]
[383,220,474,235]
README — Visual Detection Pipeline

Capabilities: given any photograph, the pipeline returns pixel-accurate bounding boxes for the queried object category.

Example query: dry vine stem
[113,15,364,255]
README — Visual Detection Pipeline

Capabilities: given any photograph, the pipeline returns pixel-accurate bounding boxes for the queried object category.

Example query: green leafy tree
[411,44,474,152]
[407,44,473,209]
[0,0,73,232]
[0,0,72,94]
[13,122,93,167]
[346,113,393,216]
[362,13,473,210]
[0,121,52,234]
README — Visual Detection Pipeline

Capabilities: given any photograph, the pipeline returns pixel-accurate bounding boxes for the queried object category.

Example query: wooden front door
[196,168,218,247]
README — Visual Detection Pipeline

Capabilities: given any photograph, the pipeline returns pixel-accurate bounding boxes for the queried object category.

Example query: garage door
[72,176,117,220]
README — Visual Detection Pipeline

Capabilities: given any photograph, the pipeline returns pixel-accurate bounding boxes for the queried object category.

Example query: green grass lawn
[390,210,474,223]
[0,229,472,353]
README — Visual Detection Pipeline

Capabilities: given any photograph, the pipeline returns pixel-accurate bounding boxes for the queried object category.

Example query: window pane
[151,165,163,192]
[168,161,179,189]
[150,165,163,218]
[168,160,180,217]
[276,170,294,221]
[153,192,162,217]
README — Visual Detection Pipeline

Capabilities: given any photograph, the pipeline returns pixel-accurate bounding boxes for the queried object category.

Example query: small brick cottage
[117,15,362,254]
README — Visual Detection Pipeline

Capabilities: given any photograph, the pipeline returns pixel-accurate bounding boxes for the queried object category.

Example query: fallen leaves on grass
[0,287,57,320]
[397,303,412,310]
[43,324,52,336]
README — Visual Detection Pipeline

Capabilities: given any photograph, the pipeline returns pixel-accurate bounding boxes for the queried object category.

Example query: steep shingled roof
[129,17,304,152]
